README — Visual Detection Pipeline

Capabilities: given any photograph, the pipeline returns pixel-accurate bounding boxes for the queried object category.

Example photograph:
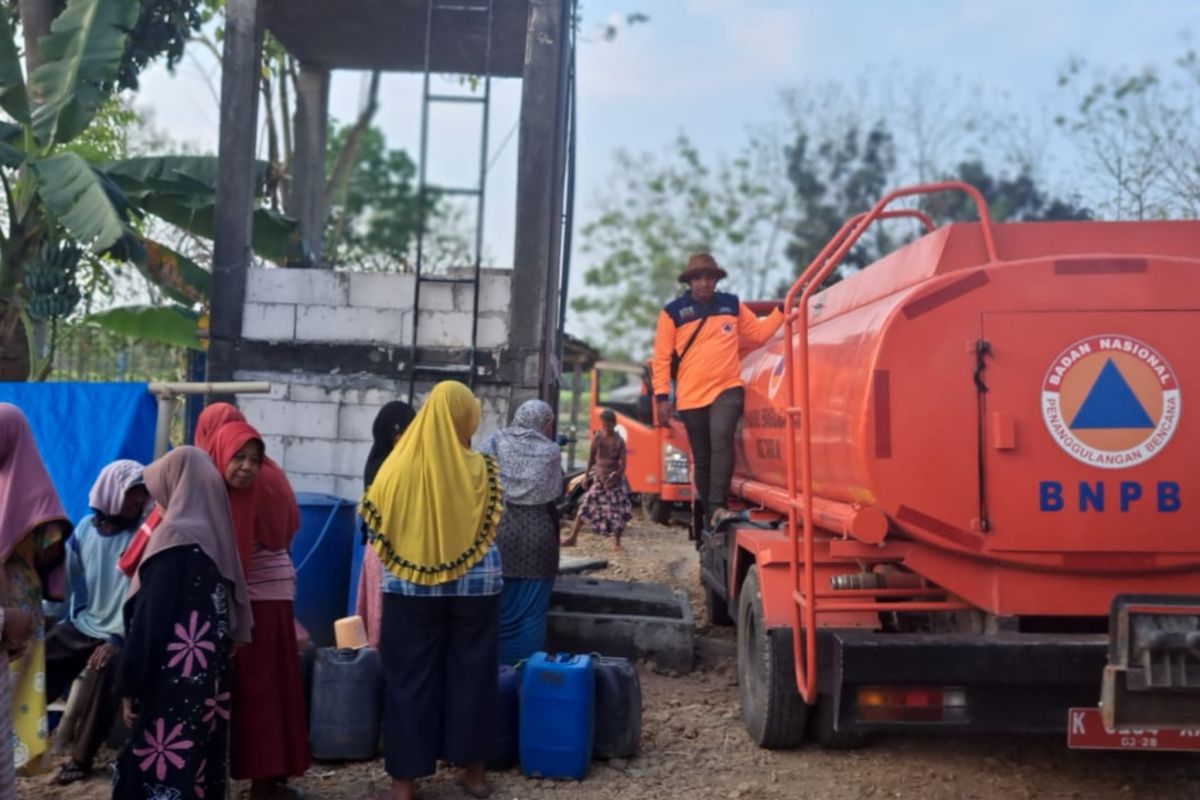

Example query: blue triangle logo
[1070,359,1154,429]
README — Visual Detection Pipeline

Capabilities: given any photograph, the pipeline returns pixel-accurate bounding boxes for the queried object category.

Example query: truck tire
[705,584,734,626]
[737,566,808,748]
[641,494,672,526]
[808,693,868,750]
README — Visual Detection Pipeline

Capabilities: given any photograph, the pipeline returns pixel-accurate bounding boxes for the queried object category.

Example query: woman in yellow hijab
[361,381,503,800]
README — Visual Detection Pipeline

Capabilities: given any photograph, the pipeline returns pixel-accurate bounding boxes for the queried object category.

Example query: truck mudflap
[821,630,1107,734]
[1099,593,1200,731]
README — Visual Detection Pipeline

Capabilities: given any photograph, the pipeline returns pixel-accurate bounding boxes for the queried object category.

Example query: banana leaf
[86,303,200,349]
[0,10,30,124]
[109,235,211,306]
[30,152,128,251]
[29,0,139,145]
[103,155,269,197]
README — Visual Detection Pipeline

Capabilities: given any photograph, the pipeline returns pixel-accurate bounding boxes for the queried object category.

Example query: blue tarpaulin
[0,382,157,524]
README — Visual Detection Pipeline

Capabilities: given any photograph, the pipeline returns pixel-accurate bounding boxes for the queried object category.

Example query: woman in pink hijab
[113,446,252,800]
[0,403,71,779]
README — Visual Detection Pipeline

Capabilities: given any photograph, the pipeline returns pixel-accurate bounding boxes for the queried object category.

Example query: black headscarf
[363,401,417,488]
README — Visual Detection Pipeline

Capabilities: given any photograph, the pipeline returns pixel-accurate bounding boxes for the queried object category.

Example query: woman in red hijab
[205,417,309,798]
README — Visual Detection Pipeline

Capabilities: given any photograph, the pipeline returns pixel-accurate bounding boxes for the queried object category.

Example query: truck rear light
[663,444,689,484]
[856,685,969,723]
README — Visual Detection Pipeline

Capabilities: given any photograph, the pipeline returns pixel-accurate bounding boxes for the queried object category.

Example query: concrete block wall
[242,267,511,348]
[234,267,515,499]
[234,371,515,499]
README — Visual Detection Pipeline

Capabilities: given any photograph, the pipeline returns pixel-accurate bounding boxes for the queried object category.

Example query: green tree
[783,119,897,285]
[782,118,1091,291]
[1055,51,1200,219]
[571,133,792,359]
[324,122,435,270]
[0,0,297,380]
[921,160,1091,223]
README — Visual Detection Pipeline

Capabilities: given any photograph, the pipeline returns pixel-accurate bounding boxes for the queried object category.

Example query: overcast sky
[130,0,1196,333]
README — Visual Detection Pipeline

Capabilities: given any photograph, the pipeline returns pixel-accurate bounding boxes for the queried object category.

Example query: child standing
[563,409,633,550]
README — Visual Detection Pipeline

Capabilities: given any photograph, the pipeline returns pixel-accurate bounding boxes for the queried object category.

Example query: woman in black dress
[112,447,252,800]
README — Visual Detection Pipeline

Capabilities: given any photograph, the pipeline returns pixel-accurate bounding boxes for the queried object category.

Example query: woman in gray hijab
[478,399,563,665]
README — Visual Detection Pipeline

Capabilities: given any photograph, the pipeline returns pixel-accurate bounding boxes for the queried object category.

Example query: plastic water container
[309,647,382,761]
[520,652,595,780]
[292,494,357,646]
[488,665,521,770]
[593,656,642,759]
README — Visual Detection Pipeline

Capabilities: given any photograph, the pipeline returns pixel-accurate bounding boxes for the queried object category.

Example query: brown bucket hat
[678,252,729,283]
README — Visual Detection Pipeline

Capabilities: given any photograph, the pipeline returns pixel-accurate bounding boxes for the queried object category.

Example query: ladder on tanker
[407,0,496,400]
[779,183,997,703]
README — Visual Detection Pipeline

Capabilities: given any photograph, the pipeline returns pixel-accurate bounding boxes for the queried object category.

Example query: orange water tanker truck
[701,181,1200,751]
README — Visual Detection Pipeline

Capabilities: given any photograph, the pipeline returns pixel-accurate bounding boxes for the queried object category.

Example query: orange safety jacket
[652,291,783,411]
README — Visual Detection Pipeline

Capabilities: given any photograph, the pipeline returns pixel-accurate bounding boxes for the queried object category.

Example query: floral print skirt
[577,478,633,537]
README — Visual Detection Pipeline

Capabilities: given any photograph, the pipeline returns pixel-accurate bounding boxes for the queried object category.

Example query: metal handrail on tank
[780,182,996,703]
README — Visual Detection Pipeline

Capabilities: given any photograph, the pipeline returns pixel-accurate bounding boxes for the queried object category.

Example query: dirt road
[23,517,1199,799]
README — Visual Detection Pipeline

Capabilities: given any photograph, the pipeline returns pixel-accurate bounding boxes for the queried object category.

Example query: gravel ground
[21,515,1200,799]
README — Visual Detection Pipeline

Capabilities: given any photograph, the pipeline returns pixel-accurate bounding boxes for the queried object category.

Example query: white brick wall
[242,303,296,340]
[247,267,348,306]
[235,267,516,499]
[240,398,339,439]
[347,272,415,310]
[295,305,411,344]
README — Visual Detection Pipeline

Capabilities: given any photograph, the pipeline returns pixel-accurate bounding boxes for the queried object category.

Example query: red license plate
[1067,707,1200,751]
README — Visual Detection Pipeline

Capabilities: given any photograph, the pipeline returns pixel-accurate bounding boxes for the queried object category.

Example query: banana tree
[0,0,301,380]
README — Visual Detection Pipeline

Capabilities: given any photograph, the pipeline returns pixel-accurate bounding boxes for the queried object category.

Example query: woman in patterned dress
[479,399,564,665]
[112,447,252,800]
[563,409,633,550]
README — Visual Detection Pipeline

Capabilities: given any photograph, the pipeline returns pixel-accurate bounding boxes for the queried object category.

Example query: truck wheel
[641,494,672,525]
[705,584,734,626]
[808,694,868,750]
[737,566,808,748]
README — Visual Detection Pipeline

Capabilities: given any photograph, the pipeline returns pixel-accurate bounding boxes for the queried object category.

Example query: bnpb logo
[767,355,786,400]
[1041,335,1180,469]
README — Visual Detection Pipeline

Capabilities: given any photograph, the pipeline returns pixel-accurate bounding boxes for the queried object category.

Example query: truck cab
[588,360,692,524]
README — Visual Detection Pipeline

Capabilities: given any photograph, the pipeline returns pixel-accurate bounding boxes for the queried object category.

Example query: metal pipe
[154,394,176,460]
[148,381,270,395]
[730,477,889,544]
[830,571,926,591]
[148,381,272,458]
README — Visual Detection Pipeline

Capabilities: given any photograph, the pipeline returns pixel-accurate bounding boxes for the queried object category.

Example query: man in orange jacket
[652,253,783,527]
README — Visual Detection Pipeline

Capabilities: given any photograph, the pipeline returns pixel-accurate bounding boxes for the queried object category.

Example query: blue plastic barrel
[346,520,366,616]
[292,493,357,647]
[520,652,595,780]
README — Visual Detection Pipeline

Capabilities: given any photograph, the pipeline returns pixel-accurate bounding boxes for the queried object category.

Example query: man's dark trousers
[679,386,744,515]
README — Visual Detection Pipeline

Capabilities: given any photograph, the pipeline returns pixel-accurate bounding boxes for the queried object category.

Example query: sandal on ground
[54,760,92,785]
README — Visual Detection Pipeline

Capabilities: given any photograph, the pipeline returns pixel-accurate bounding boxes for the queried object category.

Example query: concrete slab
[557,556,609,575]
[546,577,695,675]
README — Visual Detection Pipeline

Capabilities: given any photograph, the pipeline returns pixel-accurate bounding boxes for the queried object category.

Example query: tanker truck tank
[701,182,1200,749]
[734,209,1200,617]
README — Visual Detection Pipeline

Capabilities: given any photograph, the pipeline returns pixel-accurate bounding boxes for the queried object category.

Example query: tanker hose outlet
[830,572,886,591]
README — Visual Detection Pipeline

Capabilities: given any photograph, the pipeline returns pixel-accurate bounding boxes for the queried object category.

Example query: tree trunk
[324,70,381,210]
[11,0,56,379]
[18,0,54,74]
[0,301,30,381]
